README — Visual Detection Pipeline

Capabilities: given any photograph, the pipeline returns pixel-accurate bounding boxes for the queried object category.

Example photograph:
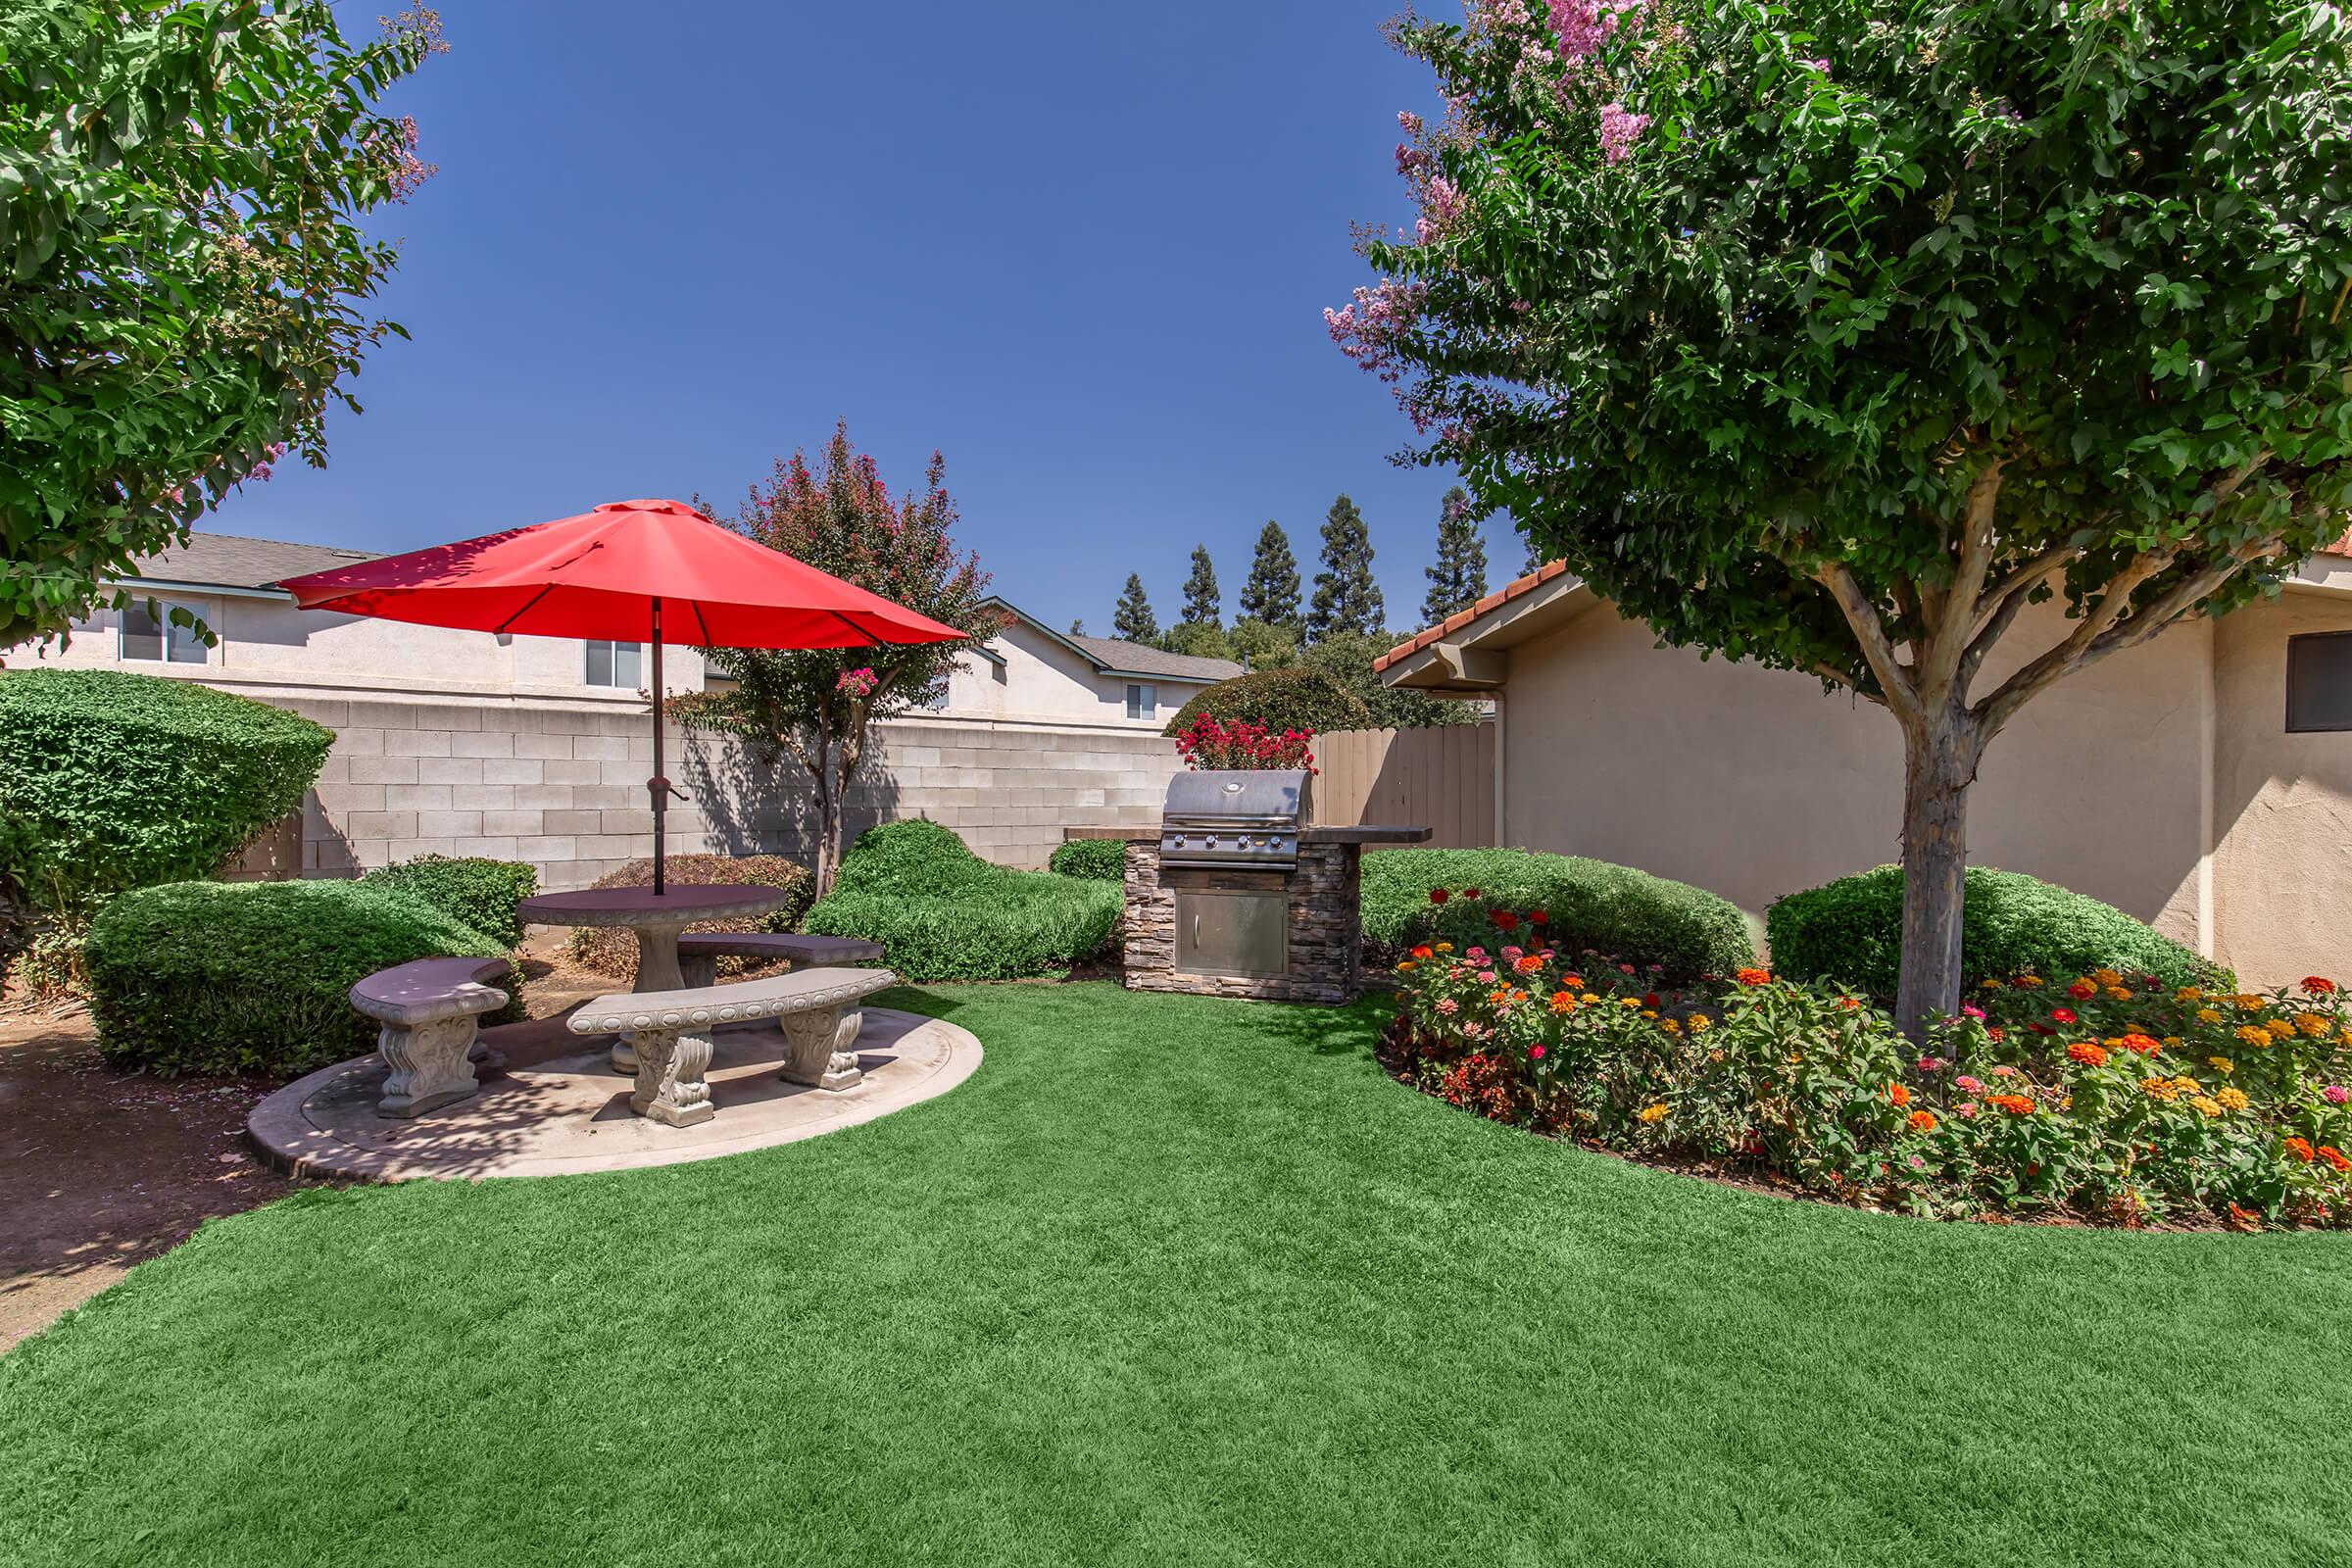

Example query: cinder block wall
[271,695,1181,890]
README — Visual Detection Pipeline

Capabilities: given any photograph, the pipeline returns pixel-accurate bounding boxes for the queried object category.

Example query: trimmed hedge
[805,819,1120,981]
[0,669,332,918]
[566,854,816,979]
[1766,864,2228,999]
[1361,847,1756,983]
[1162,664,1372,740]
[84,879,516,1079]
[1048,838,1127,881]
[361,856,539,948]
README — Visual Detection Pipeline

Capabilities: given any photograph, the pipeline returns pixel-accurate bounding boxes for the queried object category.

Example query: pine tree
[1421,485,1489,624]
[1111,573,1158,643]
[1305,493,1385,643]
[1238,520,1301,629]
[1520,530,1544,578]
[1179,544,1221,628]
[1068,617,1086,636]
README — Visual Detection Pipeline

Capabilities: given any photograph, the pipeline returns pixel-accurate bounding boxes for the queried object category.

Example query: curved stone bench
[567,966,898,1127]
[352,956,513,1119]
[675,931,885,989]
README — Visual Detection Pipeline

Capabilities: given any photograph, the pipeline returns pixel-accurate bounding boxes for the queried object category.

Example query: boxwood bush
[0,668,332,920]
[1048,838,1127,881]
[1767,864,2228,999]
[1361,847,1756,982]
[361,856,539,948]
[84,879,516,1079]
[565,854,816,979]
[805,819,1120,981]
[1161,664,1372,740]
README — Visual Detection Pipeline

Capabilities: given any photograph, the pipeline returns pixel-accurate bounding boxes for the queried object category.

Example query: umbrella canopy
[278,498,965,648]
[280,498,968,897]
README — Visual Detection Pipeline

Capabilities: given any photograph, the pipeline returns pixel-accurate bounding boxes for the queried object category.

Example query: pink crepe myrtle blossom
[1597,101,1650,164]
[836,666,880,699]
[1325,278,1428,384]
[1414,174,1467,244]
[1799,56,1830,74]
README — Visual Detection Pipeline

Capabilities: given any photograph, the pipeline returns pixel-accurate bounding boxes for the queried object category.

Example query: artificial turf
[4,982,2348,1566]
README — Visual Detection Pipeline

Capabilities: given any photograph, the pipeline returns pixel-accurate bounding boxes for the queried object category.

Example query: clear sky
[213,0,1514,640]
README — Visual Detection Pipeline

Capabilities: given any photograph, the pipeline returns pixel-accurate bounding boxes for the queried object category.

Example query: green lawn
[4,983,2348,1566]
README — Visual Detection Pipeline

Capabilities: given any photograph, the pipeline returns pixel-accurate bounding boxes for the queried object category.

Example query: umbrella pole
[650,596,665,897]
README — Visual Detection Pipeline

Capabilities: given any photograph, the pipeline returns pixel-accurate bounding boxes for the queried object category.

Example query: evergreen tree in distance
[1238,520,1301,630]
[1306,493,1385,643]
[1111,573,1158,643]
[1180,544,1222,628]
[1068,617,1086,636]
[1421,485,1489,624]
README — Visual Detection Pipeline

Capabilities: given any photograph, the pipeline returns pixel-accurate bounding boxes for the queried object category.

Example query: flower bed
[1385,890,2352,1229]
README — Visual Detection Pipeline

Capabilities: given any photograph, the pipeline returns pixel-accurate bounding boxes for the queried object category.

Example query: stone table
[519,883,795,1072]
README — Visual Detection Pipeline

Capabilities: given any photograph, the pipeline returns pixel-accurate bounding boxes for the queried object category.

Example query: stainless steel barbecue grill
[1158,769,1310,870]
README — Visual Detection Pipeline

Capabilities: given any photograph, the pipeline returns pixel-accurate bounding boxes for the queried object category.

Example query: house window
[1125,682,1156,720]
[585,640,644,689]
[2286,631,2352,732]
[120,601,207,664]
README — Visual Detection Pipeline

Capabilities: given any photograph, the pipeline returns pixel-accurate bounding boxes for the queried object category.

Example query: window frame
[119,598,208,664]
[584,639,645,690]
[2285,629,2352,733]
[1124,681,1156,721]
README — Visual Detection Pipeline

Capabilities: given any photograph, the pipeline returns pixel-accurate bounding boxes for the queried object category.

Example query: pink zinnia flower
[2325,1085,2349,1105]
[1435,998,1459,1015]
[1957,1102,1980,1118]
[1955,1076,1984,1093]
[1530,1045,1546,1059]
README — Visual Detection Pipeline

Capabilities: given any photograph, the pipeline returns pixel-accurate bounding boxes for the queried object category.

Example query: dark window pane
[585,640,612,686]
[613,641,642,689]
[2286,632,2352,732]
[121,605,164,662]
[167,604,206,663]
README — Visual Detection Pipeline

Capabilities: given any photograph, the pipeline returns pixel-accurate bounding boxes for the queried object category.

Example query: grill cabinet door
[1174,889,1288,978]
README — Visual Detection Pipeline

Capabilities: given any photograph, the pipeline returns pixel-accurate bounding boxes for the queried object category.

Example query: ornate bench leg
[779,1005,863,1091]
[377,1016,483,1118]
[627,1025,716,1127]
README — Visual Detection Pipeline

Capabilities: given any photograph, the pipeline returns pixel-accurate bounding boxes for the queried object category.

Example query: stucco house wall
[1380,557,2352,988]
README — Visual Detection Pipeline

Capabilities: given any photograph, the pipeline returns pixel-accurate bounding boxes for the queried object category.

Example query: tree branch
[1921,458,2007,699]
[1973,547,2264,739]
[1967,542,2079,647]
[1813,561,1919,720]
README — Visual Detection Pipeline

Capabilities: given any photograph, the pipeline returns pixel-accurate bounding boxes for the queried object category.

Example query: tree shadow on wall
[677,730,903,865]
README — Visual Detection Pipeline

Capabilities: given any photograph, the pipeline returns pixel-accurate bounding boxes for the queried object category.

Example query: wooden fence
[1313,723,1495,848]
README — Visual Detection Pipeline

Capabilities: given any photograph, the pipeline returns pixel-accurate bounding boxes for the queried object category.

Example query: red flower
[2303,976,2338,996]
[2322,1146,2352,1175]
[1528,909,1549,925]
[2118,1032,2160,1055]
[1492,910,1520,932]
[2067,979,2097,1000]
[1735,966,1772,987]
[2027,1022,2055,1036]
[1529,1045,1546,1059]
[1988,1094,2037,1116]
[1409,945,1434,960]
[2050,1007,2078,1025]
[1642,993,1660,1008]
[1429,889,1449,906]
[1461,887,1483,900]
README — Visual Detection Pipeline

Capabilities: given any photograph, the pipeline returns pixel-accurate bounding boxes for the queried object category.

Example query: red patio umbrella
[281,498,964,892]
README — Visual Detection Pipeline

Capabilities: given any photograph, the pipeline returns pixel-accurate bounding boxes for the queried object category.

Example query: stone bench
[566,966,898,1127]
[352,956,513,1119]
[675,931,885,988]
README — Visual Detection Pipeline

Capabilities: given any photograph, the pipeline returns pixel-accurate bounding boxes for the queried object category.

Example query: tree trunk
[812,769,841,898]
[1895,712,1977,1041]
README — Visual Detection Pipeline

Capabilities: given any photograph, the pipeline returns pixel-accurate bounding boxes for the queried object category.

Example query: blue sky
[213,0,1516,640]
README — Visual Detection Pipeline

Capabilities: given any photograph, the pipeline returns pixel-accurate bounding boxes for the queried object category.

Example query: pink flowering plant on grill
[1171,713,1316,773]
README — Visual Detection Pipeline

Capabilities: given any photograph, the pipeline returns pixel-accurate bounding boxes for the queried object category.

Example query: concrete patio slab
[248,1005,979,1183]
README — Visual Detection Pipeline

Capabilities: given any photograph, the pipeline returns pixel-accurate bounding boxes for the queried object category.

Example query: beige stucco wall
[1496,597,2214,953]
[17,594,707,702]
[2210,592,2352,985]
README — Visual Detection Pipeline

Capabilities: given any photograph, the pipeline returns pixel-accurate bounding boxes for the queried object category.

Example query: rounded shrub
[1361,847,1756,982]
[361,856,539,948]
[1766,864,2229,999]
[565,854,815,979]
[0,668,332,919]
[806,819,1120,981]
[84,879,515,1079]
[1048,837,1127,882]
[1161,664,1372,740]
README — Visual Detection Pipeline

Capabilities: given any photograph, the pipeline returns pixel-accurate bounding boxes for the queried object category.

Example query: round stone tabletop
[519,883,791,930]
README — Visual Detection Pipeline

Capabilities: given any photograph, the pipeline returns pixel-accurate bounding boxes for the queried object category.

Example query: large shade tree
[1335,0,2352,1034]
[671,424,1004,894]
[1,1,445,650]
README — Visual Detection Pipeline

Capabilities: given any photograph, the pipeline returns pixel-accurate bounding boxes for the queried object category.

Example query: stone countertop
[1061,825,1432,845]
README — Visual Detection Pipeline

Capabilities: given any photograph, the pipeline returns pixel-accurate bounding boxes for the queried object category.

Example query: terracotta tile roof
[1372,560,1572,673]
[2324,528,2352,558]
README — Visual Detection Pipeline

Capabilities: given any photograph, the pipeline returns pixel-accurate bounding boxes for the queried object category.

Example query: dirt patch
[0,930,615,1351]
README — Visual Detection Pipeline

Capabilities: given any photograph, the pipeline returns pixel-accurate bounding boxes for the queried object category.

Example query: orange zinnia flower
[2067,1041,2109,1067]
[1907,1109,1938,1133]
[1988,1094,2036,1116]
[2284,1136,2316,1162]
[1736,966,1773,987]
[1887,1084,1911,1108]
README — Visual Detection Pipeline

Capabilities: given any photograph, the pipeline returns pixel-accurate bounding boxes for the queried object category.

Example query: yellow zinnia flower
[2208,1056,2234,1074]
[1689,1013,1712,1032]
[2177,986,2205,1003]
[2190,1096,2224,1118]
[1638,1103,1671,1123]
[2265,1017,2295,1039]
[2297,1013,2329,1038]
[2196,1007,2224,1025]
[2216,1087,2250,1111]
[2093,967,2124,987]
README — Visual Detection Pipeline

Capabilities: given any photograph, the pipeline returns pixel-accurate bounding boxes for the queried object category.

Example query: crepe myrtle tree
[670,423,1005,895]
[0,2,445,651]
[1337,0,2352,1035]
